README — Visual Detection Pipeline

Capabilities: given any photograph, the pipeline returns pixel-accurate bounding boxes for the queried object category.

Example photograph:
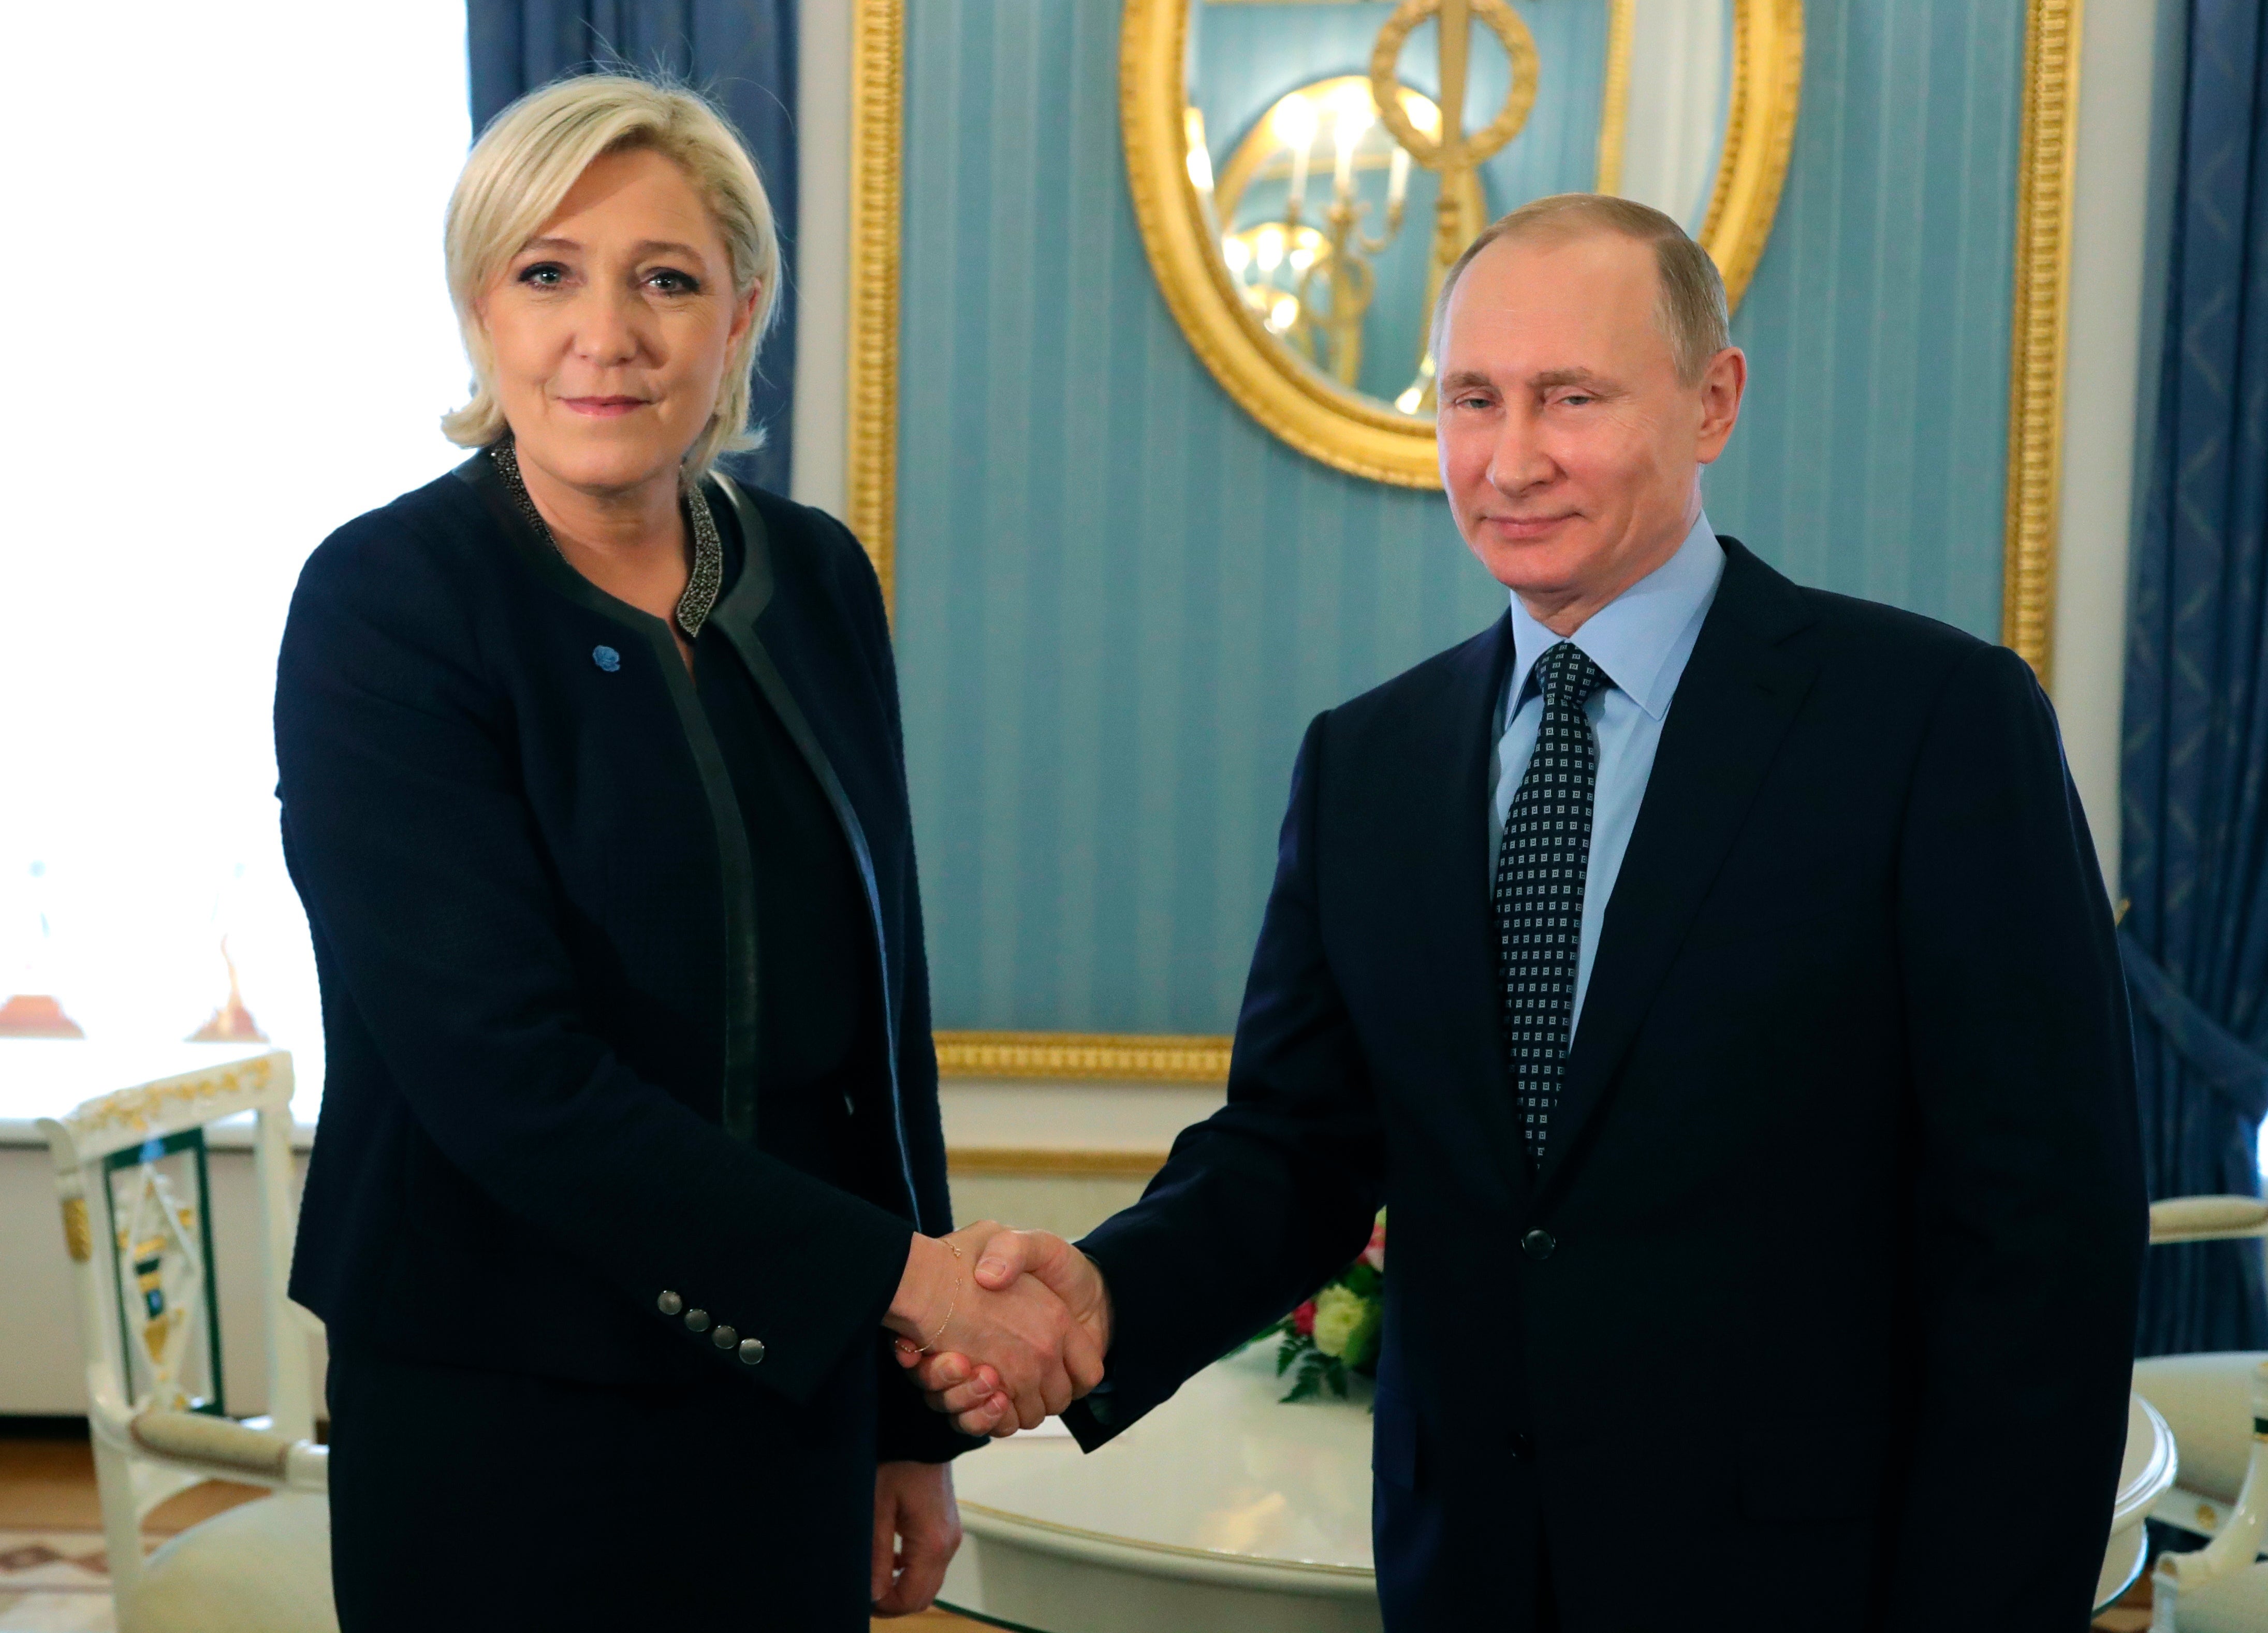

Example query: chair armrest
[124,1409,328,1494]
[2150,1196,2268,1245]
[282,1438,329,1493]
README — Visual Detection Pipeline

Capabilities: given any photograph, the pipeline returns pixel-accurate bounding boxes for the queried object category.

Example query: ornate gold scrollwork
[2002,0,2081,679]
[1121,0,1806,487]
[59,1194,92,1263]
[1368,1,1539,181]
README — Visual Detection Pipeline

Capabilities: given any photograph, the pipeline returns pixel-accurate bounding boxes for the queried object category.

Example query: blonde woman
[274,74,1098,1628]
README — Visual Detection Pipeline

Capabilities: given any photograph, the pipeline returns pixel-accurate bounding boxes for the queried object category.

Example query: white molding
[938,1079,1226,1154]
[790,0,855,517]
[2053,0,2173,891]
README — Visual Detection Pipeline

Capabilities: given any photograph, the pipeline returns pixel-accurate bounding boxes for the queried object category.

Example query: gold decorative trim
[1594,0,1636,195]
[1695,0,1806,311]
[934,1031,1232,1083]
[946,1147,1171,1177]
[2004,0,2082,681]
[68,1054,281,1136]
[59,1195,92,1263]
[846,0,904,604]
[1119,0,1804,485]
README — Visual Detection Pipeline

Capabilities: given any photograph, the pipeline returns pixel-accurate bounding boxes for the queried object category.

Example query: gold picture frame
[846,0,905,605]
[846,0,2077,1080]
[932,1031,1233,1083]
[2002,0,2081,681]
[1117,0,1807,487]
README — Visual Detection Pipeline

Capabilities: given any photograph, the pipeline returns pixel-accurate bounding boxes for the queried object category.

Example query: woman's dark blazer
[274,454,961,1460]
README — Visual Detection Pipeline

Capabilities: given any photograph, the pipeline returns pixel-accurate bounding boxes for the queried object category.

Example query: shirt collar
[1504,511,1724,725]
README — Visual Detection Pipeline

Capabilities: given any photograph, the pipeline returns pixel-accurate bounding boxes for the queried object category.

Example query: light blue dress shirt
[1489,511,1726,1029]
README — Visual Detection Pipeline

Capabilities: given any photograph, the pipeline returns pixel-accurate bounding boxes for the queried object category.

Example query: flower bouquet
[1249,1209,1385,1403]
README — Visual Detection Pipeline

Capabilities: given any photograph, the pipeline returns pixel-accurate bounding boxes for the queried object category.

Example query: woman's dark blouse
[274,454,969,1464]
[697,516,874,1187]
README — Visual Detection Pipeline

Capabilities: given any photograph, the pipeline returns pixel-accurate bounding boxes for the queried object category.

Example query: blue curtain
[2123,0,2268,1357]
[466,1,799,496]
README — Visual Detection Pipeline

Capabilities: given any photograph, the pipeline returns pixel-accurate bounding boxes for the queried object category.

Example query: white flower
[1310,1285,1366,1359]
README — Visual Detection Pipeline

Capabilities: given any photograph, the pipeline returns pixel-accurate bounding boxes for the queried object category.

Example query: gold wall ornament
[58,1194,92,1263]
[2003,0,2082,681]
[1696,0,1806,310]
[846,0,905,604]
[933,1030,1232,1084]
[1122,0,1805,485]
[945,1147,1173,1178]
[1594,0,1637,197]
[1367,0,1542,230]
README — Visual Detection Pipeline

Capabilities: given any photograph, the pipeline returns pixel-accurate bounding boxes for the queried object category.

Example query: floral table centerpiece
[1250,1209,1385,1403]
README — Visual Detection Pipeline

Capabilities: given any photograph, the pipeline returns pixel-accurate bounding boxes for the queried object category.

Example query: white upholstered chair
[2127,1195,2268,1630]
[36,1049,336,1633]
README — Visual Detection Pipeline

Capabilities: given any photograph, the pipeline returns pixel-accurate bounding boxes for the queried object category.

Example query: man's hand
[885,1221,1104,1431]
[871,1459,959,1615]
[894,1227,1113,1438]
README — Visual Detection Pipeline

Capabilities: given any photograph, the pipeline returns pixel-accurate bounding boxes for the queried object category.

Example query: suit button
[712,1324,737,1350]
[684,1308,711,1333]
[1509,1432,1534,1460]
[657,1290,683,1316]
[1521,1229,1556,1261]
[738,1338,766,1366]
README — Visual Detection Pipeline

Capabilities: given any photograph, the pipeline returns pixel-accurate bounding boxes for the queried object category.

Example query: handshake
[884,1222,1114,1437]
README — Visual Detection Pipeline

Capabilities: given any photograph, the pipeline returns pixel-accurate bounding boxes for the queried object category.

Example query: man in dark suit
[909,194,2144,1630]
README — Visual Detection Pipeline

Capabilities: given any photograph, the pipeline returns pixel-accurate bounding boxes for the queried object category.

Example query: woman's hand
[898,1227,1114,1437]
[885,1222,1104,1430]
[871,1459,960,1615]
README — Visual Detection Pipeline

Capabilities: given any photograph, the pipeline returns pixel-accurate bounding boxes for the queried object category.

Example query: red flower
[1292,1300,1318,1337]
[1361,1217,1386,1272]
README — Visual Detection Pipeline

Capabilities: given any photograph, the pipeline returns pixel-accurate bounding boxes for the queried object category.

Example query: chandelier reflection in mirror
[1126,0,1803,485]
[1200,77,1489,412]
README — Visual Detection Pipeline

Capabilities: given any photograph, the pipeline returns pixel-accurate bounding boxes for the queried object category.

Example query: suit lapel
[1385,615,1532,1203]
[1535,541,1818,1197]
[707,475,931,1230]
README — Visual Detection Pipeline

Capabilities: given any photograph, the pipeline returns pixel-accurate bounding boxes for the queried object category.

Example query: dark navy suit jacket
[275,455,965,1463]
[1066,539,2144,1632]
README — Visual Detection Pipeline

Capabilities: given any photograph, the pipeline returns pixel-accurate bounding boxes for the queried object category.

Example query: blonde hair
[441,72,783,479]
[1430,193,1730,384]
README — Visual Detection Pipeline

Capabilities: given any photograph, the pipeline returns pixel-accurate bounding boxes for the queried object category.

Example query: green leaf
[1342,1299,1384,1372]
[1281,1371,1322,1404]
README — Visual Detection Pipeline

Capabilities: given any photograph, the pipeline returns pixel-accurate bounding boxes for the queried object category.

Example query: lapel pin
[592,645,621,673]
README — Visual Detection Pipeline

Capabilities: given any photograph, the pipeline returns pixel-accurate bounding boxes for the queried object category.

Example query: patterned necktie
[1494,640,1609,1168]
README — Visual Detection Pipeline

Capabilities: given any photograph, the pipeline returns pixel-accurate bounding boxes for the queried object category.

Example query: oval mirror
[1121,0,1804,486]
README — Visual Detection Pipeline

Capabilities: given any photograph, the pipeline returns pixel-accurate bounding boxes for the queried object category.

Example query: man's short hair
[1429,193,1731,384]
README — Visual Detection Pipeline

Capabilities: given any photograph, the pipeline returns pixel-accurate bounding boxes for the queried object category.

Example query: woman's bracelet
[917,1239,964,1354]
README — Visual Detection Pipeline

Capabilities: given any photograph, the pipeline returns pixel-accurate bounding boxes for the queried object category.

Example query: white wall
[0,3,472,1106]
[791,0,856,519]
[2053,0,2179,892]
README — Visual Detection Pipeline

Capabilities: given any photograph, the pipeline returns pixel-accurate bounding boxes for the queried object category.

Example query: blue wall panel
[1704,0,2022,636]
[894,0,2023,1035]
